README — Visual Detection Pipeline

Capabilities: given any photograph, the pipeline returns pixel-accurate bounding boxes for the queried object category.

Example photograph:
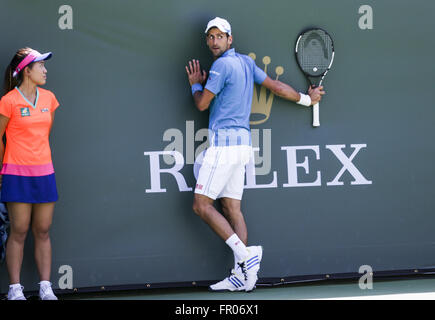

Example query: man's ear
[228,35,233,46]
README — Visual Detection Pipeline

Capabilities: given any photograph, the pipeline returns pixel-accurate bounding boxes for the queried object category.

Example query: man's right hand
[308,86,326,105]
[185,59,207,86]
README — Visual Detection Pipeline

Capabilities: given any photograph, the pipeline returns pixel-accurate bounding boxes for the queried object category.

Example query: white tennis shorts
[194,145,253,200]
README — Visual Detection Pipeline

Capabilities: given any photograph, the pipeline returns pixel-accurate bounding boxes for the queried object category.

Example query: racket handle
[312,102,320,127]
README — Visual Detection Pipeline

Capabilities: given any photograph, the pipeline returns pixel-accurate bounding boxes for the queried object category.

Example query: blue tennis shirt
[205,48,267,146]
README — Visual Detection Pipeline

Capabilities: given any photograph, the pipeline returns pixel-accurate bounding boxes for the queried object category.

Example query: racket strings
[297,31,333,75]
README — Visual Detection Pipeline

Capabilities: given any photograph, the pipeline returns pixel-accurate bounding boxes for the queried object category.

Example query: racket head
[295,28,334,85]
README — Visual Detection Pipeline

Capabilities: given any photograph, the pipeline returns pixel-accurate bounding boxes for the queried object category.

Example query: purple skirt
[1,173,58,203]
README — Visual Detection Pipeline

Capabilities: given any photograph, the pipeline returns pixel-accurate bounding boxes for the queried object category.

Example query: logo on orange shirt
[20,107,30,117]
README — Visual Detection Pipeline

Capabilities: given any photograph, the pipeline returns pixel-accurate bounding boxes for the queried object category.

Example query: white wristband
[297,93,311,107]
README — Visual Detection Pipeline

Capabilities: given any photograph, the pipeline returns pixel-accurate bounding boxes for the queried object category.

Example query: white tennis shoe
[209,269,246,292]
[7,284,26,300]
[238,246,263,292]
[39,281,58,300]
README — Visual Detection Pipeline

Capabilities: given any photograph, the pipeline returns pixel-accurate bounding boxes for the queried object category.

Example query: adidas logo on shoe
[238,246,263,292]
[209,269,246,292]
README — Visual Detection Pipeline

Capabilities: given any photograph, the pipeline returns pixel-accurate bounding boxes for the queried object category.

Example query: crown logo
[249,53,284,125]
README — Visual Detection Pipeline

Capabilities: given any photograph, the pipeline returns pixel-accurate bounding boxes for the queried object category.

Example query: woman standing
[0,48,59,300]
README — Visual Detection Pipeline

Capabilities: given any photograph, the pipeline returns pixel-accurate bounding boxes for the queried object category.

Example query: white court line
[311,292,435,300]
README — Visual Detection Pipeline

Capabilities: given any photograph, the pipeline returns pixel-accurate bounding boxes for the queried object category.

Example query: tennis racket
[295,28,334,127]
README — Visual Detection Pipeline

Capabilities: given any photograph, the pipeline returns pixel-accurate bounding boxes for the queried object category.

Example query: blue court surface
[59,276,435,300]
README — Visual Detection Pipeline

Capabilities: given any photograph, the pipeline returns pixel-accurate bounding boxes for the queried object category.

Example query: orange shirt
[0,87,59,176]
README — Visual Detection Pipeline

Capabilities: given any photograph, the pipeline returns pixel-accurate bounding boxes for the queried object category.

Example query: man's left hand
[186,59,207,86]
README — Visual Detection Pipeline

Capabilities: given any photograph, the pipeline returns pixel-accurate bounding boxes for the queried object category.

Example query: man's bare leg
[220,197,247,245]
[192,193,235,240]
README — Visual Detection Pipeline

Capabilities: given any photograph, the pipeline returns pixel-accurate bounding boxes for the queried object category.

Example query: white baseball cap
[205,17,232,35]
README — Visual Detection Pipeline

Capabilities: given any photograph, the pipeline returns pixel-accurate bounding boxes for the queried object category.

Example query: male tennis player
[186,17,324,292]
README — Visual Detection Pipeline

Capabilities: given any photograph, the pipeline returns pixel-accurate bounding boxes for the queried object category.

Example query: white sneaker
[209,269,246,292]
[238,246,263,292]
[8,284,26,300]
[39,281,58,300]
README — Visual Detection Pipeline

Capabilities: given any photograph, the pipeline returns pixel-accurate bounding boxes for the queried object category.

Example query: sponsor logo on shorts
[196,184,203,190]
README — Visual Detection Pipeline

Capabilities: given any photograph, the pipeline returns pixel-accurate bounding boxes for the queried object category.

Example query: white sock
[225,234,249,262]
[9,283,22,289]
[233,252,241,272]
[39,281,51,288]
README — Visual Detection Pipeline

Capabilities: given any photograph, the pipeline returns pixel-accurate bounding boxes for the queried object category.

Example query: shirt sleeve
[0,96,12,118]
[205,58,228,95]
[254,64,267,85]
[50,91,60,112]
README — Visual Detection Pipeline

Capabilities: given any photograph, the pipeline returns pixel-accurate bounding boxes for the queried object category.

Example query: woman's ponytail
[3,47,33,95]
